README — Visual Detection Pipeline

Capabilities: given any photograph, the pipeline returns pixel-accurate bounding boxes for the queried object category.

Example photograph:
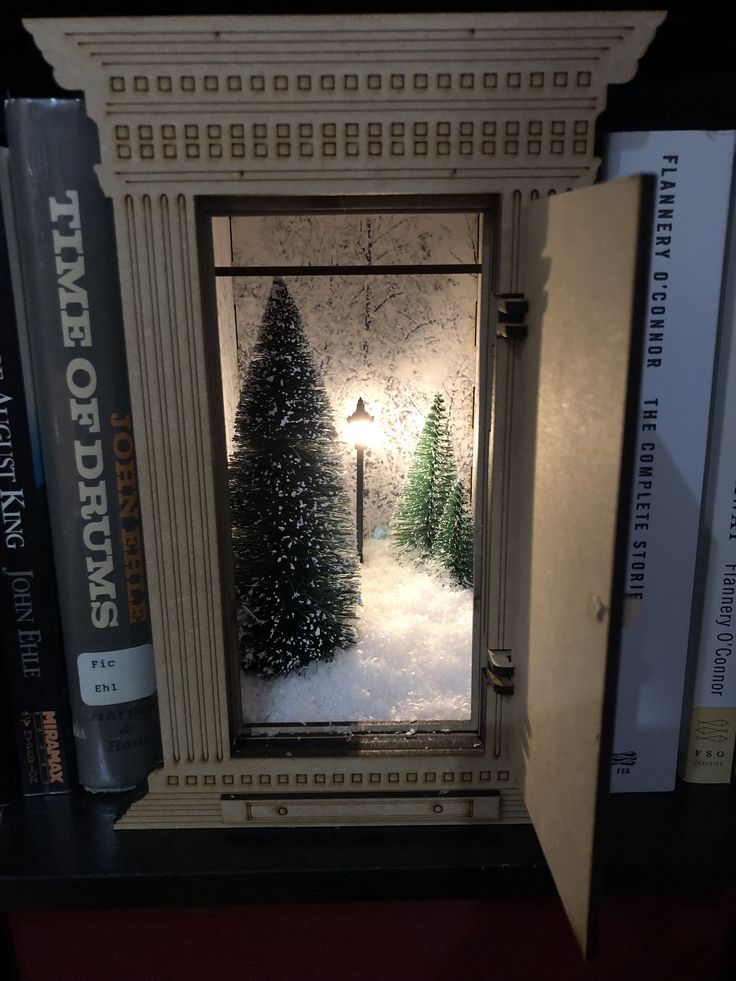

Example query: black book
[5,98,162,792]
[0,148,76,795]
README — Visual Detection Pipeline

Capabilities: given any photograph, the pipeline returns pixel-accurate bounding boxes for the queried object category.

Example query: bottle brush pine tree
[228,279,360,676]
[391,392,457,557]
[433,478,474,588]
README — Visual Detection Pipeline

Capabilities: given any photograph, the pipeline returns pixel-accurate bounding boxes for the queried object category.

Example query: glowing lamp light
[347,397,375,448]
[347,398,375,563]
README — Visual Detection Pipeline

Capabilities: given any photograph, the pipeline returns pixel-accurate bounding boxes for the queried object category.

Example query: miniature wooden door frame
[197,191,495,750]
[27,12,664,830]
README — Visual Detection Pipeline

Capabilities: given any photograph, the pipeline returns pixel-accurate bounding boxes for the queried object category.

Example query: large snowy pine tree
[391,393,457,557]
[228,279,360,676]
[433,479,474,588]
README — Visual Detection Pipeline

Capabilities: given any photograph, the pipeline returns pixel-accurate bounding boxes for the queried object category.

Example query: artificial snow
[241,538,473,725]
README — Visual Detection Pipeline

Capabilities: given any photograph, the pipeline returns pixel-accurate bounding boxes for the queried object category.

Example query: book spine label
[603,130,736,792]
[679,172,736,783]
[6,99,161,791]
[0,150,76,795]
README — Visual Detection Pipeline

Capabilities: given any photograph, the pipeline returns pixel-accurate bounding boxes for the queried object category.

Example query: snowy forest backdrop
[217,212,480,539]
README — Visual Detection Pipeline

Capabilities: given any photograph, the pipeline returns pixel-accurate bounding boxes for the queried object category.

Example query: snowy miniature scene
[213,212,483,728]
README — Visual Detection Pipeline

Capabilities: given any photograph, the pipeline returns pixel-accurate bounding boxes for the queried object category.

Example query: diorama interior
[208,205,486,735]
[27,9,664,952]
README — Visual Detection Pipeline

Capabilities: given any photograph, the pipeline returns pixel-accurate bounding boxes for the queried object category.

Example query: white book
[679,176,736,784]
[602,130,736,792]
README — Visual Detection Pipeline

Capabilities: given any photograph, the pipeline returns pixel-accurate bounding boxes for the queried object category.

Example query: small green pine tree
[391,393,457,557]
[228,279,360,676]
[433,479,474,588]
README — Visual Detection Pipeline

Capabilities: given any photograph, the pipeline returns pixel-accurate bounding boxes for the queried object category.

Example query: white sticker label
[77,644,156,706]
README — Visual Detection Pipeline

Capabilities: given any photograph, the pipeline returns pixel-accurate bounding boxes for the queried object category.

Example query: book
[679,173,736,783]
[0,657,20,805]
[0,148,76,795]
[602,130,736,792]
[5,98,162,792]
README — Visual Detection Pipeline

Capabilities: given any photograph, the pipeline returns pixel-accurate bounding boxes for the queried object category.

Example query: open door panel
[512,176,653,955]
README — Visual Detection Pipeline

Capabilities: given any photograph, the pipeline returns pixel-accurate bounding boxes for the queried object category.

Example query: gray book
[5,98,161,791]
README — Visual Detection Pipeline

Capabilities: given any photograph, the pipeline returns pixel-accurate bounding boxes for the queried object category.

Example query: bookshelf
[1,4,736,978]
[1,783,736,910]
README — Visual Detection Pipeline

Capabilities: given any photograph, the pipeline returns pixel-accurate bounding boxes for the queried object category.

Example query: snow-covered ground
[241,538,473,725]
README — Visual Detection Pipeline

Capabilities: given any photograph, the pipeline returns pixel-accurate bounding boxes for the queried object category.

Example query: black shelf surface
[0,783,734,911]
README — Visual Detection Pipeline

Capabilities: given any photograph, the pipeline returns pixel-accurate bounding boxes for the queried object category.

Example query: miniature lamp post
[347,398,374,562]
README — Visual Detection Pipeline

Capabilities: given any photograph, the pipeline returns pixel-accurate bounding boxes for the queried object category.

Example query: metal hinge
[486,649,514,759]
[486,648,515,695]
[495,292,528,340]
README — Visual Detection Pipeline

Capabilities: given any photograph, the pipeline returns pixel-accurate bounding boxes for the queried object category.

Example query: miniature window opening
[199,197,496,754]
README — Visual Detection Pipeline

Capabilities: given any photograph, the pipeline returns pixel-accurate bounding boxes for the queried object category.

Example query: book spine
[0,149,77,795]
[0,656,20,805]
[602,130,736,792]
[679,174,736,783]
[5,98,161,792]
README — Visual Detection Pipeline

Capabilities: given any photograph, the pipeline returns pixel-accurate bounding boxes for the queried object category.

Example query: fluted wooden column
[114,190,229,766]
